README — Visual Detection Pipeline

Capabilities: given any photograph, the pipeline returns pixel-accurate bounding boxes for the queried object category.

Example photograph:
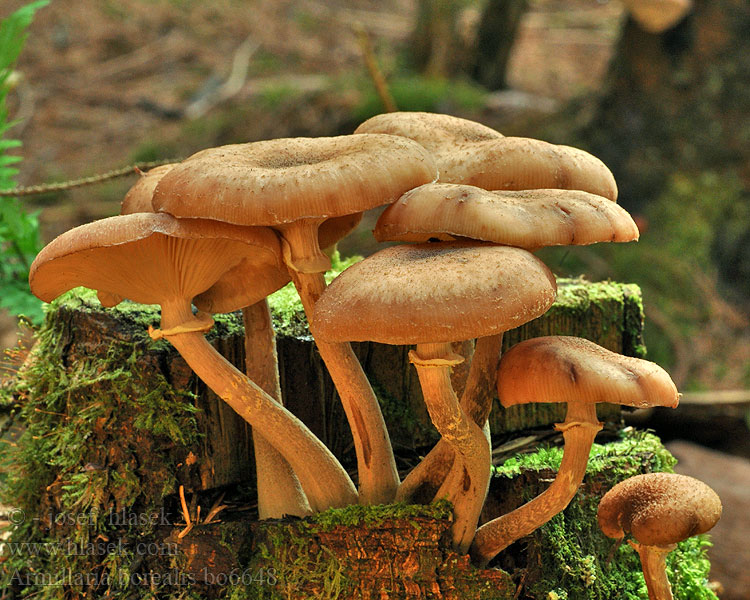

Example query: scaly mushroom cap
[354,111,503,153]
[29,212,282,307]
[311,242,557,345]
[375,183,639,247]
[623,0,693,34]
[435,137,618,201]
[498,336,679,409]
[597,472,721,546]
[151,135,438,226]
[121,164,176,214]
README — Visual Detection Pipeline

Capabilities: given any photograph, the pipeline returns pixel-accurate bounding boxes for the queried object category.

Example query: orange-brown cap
[597,472,721,546]
[354,111,503,153]
[151,135,438,226]
[311,241,557,345]
[121,164,176,214]
[374,183,638,247]
[435,137,618,201]
[29,213,282,309]
[497,336,679,410]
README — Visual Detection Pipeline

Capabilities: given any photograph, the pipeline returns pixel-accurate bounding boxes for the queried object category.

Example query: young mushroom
[29,212,357,511]
[311,241,558,552]
[598,472,721,600]
[152,134,438,505]
[470,336,679,566]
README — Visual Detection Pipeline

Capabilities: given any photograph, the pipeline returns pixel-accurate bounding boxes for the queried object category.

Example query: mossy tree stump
[16,275,645,493]
[7,272,709,600]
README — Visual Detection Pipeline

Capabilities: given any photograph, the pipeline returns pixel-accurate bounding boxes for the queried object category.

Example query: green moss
[553,278,646,358]
[309,499,453,531]
[238,500,513,600]
[493,428,675,480]
[0,298,201,598]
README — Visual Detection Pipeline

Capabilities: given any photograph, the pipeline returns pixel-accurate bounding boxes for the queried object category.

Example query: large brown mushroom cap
[354,111,503,153]
[597,472,722,546]
[435,137,618,201]
[311,241,557,345]
[497,336,679,410]
[151,134,438,226]
[375,183,639,247]
[121,164,176,214]
[29,212,282,308]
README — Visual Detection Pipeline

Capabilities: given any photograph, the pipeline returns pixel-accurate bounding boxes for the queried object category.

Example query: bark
[471,0,528,90]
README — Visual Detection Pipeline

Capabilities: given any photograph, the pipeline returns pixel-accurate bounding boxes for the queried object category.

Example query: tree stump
[6,276,709,600]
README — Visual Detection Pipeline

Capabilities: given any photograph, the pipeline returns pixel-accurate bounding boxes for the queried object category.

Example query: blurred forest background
[0,0,748,596]
[2,0,748,393]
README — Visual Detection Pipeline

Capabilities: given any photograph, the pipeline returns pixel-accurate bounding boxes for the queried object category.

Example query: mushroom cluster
[29,111,710,576]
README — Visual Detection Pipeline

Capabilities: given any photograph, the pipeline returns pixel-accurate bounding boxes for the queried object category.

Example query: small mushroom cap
[311,242,557,345]
[374,183,639,247]
[151,135,438,226]
[435,137,618,201]
[121,164,176,214]
[29,213,282,308]
[354,111,503,153]
[497,336,679,409]
[623,0,693,34]
[597,472,721,546]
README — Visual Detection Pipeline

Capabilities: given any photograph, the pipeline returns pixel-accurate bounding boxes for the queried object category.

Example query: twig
[184,34,258,120]
[177,485,193,539]
[0,159,180,197]
[355,23,397,113]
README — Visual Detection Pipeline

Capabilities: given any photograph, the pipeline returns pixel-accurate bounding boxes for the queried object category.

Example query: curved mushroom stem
[632,542,676,600]
[160,300,357,511]
[470,401,602,567]
[288,262,400,506]
[411,342,491,553]
[243,300,311,518]
[397,334,502,504]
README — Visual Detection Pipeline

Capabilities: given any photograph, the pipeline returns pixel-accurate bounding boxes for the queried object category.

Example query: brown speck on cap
[597,472,721,546]
[311,241,557,345]
[497,336,679,410]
